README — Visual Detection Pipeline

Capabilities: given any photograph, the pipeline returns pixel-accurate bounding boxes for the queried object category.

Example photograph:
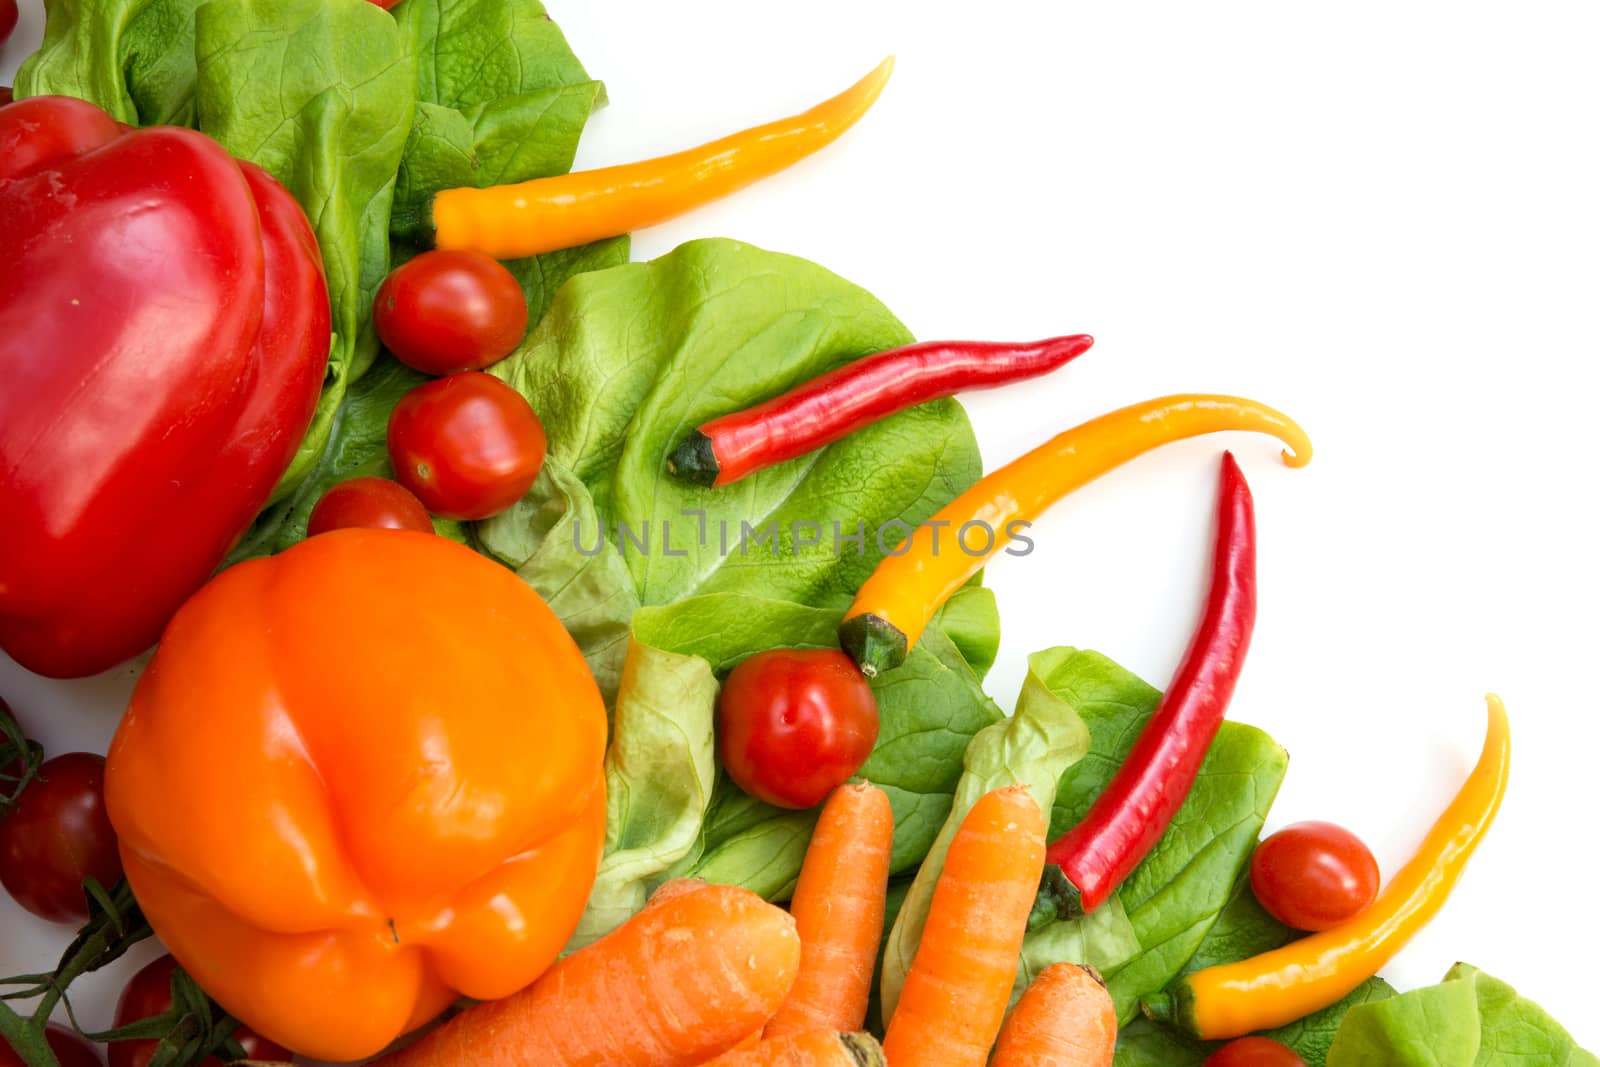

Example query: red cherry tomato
[307,476,433,537]
[717,649,879,810]
[0,753,122,923]
[387,372,546,520]
[1205,1036,1307,1066]
[1,0,18,49]
[366,0,402,8]
[109,955,293,1067]
[1,1024,104,1067]
[374,250,528,375]
[1250,820,1380,932]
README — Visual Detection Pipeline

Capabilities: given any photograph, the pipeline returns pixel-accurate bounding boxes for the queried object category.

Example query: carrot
[699,1030,886,1066]
[645,877,711,909]
[374,882,801,1067]
[880,785,1047,1067]
[991,963,1118,1067]
[765,782,894,1040]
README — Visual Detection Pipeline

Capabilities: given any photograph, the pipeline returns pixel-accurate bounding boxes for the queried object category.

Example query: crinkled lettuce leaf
[390,0,602,241]
[193,0,417,495]
[566,638,717,950]
[878,646,1096,1022]
[1326,964,1599,1067]
[15,0,203,125]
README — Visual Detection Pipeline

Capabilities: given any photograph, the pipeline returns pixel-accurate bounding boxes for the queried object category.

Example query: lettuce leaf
[1040,650,1289,1021]
[390,0,602,241]
[878,646,1096,1021]
[1326,965,1599,1067]
[15,0,203,125]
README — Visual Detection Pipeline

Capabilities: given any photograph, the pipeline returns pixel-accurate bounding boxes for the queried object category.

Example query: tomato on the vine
[387,372,547,520]
[307,476,433,537]
[0,753,122,923]
[374,250,528,375]
[717,649,879,810]
[109,955,292,1067]
[1250,820,1379,932]
[0,1024,103,1067]
[1205,1036,1307,1066]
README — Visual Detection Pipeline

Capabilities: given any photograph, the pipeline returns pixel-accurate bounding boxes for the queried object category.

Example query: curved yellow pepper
[1145,695,1511,1040]
[838,395,1312,676]
[432,58,894,259]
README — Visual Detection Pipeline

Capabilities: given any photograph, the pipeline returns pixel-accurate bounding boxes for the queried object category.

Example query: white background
[5,0,1599,1056]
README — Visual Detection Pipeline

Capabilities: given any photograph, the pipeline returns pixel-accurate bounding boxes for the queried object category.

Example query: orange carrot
[375,883,801,1067]
[699,1029,885,1066]
[992,963,1118,1067]
[880,785,1047,1067]
[645,877,711,909]
[765,782,894,1040]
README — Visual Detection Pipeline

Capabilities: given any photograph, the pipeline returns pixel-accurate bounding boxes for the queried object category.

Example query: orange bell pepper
[104,529,609,1062]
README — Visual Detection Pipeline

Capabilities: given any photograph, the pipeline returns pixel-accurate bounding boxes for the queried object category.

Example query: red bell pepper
[0,96,330,678]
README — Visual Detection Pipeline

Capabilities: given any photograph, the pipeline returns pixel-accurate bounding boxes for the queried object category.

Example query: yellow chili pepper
[1143,695,1511,1041]
[837,395,1312,676]
[430,58,894,260]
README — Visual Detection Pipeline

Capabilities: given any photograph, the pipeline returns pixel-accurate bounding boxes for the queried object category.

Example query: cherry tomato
[1204,1036,1307,1066]
[109,955,293,1067]
[307,476,433,537]
[387,372,546,520]
[717,649,879,810]
[1250,820,1380,932]
[374,250,528,375]
[1,1024,104,1067]
[366,0,402,8]
[1,0,18,49]
[0,753,122,923]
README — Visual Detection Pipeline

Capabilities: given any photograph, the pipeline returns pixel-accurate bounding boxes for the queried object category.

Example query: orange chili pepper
[431,58,893,260]
[837,395,1312,676]
[1143,696,1511,1040]
[103,530,609,1061]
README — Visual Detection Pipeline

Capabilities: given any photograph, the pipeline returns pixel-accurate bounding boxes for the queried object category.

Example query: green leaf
[390,0,601,241]
[491,238,983,611]
[566,639,718,950]
[1447,964,1599,1066]
[1322,964,1598,1067]
[878,646,1094,1022]
[1041,650,1289,1021]
[1016,898,1141,1008]
[15,0,204,125]
[193,0,419,496]
[477,457,640,705]
[632,593,1002,891]
[1327,977,1483,1066]
[928,584,1001,682]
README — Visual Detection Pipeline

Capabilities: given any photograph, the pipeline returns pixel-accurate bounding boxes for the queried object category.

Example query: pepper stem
[666,430,720,487]
[838,613,908,677]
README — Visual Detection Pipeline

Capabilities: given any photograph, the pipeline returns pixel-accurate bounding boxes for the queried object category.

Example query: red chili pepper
[1046,450,1257,912]
[667,335,1094,487]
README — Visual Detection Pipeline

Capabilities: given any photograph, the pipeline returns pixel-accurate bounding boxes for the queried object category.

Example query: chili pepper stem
[666,430,720,487]
[838,613,908,678]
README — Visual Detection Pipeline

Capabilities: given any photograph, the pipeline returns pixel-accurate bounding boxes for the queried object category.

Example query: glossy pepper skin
[431,58,894,259]
[0,96,329,678]
[1047,452,1256,912]
[1145,696,1511,1040]
[669,335,1094,488]
[839,395,1313,676]
[104,530,609,1061]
